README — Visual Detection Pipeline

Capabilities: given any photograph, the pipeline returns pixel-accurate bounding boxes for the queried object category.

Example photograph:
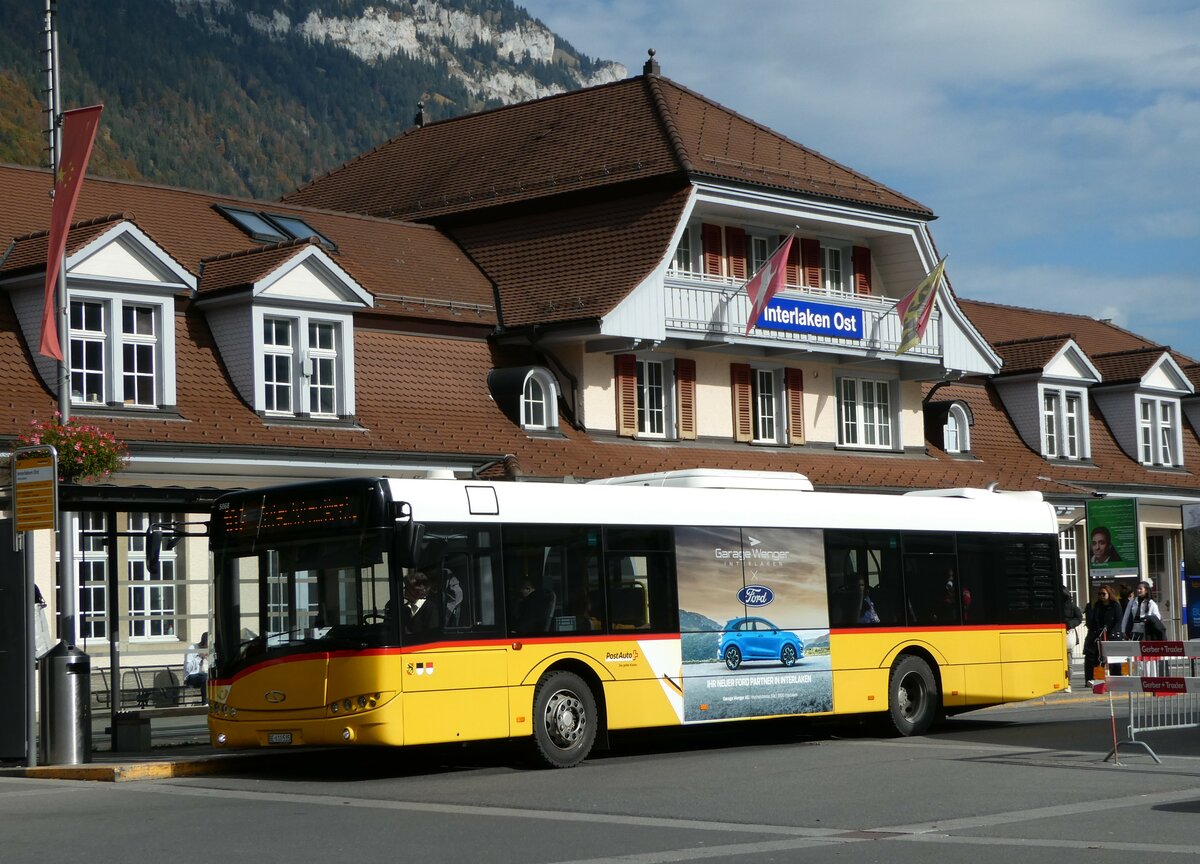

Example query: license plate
[267,732,293,745]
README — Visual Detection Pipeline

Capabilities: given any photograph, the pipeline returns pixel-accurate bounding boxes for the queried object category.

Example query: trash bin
[38,643,91,765]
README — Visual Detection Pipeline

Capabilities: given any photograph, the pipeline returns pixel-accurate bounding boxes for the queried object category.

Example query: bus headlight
[329,692,381,716]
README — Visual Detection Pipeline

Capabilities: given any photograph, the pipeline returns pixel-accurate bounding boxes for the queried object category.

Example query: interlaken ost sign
[753,297,864,339]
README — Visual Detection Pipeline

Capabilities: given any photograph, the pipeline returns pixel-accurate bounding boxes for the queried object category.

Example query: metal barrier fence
[1098,639,1200,764]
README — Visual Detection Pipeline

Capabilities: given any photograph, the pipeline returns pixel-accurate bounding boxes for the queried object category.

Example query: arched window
[944,403,970,454]
[521,369,558,431]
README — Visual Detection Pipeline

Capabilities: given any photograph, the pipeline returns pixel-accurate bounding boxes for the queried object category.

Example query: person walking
[1082,586,1121,684]
[1120,579,1163,641]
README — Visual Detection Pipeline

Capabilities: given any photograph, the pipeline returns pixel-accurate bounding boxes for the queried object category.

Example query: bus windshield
[213,529,397,671]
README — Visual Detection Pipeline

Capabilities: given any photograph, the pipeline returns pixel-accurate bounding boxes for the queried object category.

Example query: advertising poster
[1085,498,1139,577]
[1183,504,1200,639]
[676,526,831,722]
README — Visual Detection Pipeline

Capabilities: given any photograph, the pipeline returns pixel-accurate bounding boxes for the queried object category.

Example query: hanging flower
[17,415,128,483]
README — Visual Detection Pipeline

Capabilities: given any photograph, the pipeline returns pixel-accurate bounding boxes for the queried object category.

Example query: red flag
[743,233,794,335]
[39,104,104,361]
[894,257,946,355]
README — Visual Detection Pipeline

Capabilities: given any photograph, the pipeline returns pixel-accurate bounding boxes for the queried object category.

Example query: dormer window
[1041,386,1086,460]
[67,292,173,409]
[1138,397,1179,467]
[259,312,346,418]
[944,403,971,454]
[521,368,558,431]
[487,365,560,433]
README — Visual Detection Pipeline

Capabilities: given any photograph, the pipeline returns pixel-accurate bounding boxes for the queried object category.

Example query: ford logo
[738,585,774,606]
[264,690,287,704]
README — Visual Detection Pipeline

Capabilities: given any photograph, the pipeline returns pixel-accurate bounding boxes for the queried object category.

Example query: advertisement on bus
[676,526,832,722]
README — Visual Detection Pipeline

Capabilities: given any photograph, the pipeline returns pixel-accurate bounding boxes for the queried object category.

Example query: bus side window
[603,527,676,634]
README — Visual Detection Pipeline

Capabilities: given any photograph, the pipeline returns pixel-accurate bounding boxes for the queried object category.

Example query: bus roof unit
[589,468,814,491]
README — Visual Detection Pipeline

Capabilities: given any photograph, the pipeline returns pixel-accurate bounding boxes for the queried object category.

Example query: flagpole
[45,0,76,646]
[723,229,796,299]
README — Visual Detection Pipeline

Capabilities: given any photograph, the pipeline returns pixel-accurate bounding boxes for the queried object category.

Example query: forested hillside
[0,0,622,199]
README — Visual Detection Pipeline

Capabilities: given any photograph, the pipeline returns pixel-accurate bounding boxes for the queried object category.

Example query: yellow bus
[201,470,1067,767]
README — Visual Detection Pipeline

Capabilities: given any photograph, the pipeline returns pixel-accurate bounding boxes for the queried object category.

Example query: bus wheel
[887,656,937,736]
[780,644,797,667]
[532,671,597,768]
[724,645,742,670]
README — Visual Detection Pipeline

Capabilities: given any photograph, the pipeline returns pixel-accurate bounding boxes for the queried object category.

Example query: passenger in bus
[443,566,464,628]
[402,573,439,634]
[858,587,880,624]
[569,587,597,632]
[513,576,555,634]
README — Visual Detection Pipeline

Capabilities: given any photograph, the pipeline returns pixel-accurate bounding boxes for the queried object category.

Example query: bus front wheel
[887,656,937,736]
[531,671,597,768]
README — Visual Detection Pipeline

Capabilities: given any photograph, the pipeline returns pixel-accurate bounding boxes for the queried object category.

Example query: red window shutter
[785,368,805,445]
[725,226,747,282]
[615,354,638,437]
[800,237,821,288]
[852,246,872,296]
[781,234,800,286]
[676,358,697,440]
[730,363,752,443]
[702,224,724,277]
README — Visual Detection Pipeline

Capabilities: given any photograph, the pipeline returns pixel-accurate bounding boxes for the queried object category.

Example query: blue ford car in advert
[718,617,804,669]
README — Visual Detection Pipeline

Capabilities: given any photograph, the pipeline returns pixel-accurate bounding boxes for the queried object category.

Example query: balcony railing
[664,269,941,358]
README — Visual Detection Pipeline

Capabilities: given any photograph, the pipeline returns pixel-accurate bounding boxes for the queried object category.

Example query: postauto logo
[738,585,774,607]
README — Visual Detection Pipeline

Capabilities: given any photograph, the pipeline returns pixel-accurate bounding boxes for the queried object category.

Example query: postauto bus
[198,470,1066,767]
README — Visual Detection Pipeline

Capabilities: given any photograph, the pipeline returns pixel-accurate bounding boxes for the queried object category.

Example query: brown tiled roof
[1,213,132,276]
[285,75,932,221]
[922,380,1200,496]
[1090,347,1169,386]
[991,334,1073,376]
[959,298,1176,361]
[198,238,328,297]
[0,165,495,327]
[652,78,928,214]
[450,186,691,327]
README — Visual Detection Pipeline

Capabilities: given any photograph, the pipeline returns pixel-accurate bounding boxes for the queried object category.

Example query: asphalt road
[4,697,1199,864]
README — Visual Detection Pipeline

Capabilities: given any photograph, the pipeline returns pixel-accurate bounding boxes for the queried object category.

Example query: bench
[91,664,207,712]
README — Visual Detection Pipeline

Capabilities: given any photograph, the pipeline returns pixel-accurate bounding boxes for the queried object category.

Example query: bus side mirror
[147,528,162,577]
[394,520,425,568]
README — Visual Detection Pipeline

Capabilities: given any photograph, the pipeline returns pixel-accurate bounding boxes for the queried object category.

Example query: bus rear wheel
[887,656,937,736]
[531,671,597,768]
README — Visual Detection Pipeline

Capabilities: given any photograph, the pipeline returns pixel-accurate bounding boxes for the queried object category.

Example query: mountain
[0,0,625,199]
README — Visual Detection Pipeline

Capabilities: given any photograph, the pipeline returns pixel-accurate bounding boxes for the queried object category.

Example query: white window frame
[1039,385,1089,460]
[121,304,158,407]
[837,377,894,449]
[69,298,107,405]
[944,403,971,454]
[306,320,339,418]
[254,308,353,418]
[751,366,786,444]
[263,317,295,415]
[66,288,176,409]
[635,355,674,439]
[1138,395,1181,467]
[822,241,851,294]
[126,512,180,641]
[521,368,559,431]
[72,511,109,646]
[671,224,698,274]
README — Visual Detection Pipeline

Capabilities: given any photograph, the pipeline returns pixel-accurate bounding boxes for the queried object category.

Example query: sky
[518,0,1200,361]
